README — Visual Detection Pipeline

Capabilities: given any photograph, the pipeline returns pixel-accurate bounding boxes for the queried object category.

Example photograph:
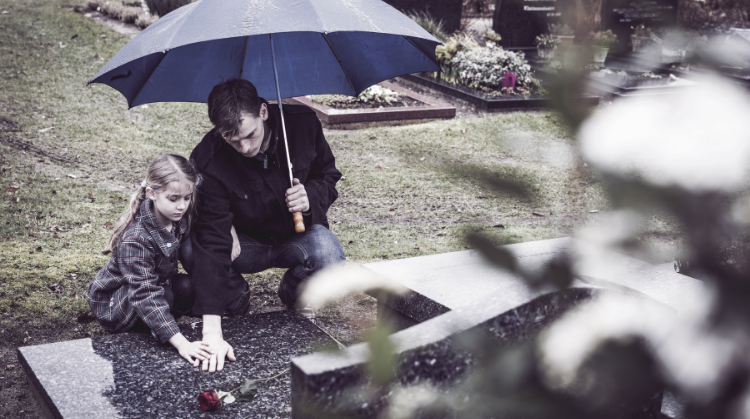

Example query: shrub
[452,47,535,92]
[435,33,479,79]
[135,12,158,28]
[85,0,102,11]
[144,0,191,17]
[408,10,449,42]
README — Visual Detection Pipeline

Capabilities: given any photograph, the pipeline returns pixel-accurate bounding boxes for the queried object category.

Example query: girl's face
[147,181,193,229]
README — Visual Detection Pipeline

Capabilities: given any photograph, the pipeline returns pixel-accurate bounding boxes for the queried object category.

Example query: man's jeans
[180,224,345,311]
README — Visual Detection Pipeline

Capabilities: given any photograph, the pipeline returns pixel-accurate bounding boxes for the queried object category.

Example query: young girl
[87,154,213,367]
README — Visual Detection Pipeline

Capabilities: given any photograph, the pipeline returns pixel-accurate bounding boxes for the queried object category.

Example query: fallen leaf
[38,126,54,133]
[70,34,78,40]
[104,221,113,228]
[51,189,57,194]
[88,192,95,202]
[100,34,107,38]
[389,208,395,211]
[13,197,19,202]
[493,224,505,228]
[67,174,77,179]
[63,242,70,247]
[58,42,66,48]
[5,365,14,371]
[532,212,545,217]
[35,246,42,252]
[5,186,18,194]
[49,282,60,292]
[375,166,382,170]
[53,232,62,239]
[1,11,9,15]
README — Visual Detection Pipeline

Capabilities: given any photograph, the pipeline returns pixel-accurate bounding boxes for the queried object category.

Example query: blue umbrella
[87,0,441,232]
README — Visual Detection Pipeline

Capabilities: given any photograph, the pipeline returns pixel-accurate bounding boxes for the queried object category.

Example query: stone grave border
[399,73,601,110]
[287,80,456,129]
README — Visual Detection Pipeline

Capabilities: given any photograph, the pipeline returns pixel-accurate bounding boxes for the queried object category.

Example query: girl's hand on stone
[169,333,214,366]
[230,225,241,262]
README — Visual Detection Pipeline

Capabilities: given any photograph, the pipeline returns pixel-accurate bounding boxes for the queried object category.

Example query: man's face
[221,104,268,158]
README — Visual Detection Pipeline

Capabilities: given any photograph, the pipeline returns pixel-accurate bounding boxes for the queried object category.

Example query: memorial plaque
[603,0,678,49]
[493,0,576,48]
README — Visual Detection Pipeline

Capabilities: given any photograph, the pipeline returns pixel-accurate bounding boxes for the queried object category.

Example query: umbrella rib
[402,35,439,67]
[239,36,249,79]
[320,33,357,96]
[130,49,170,108]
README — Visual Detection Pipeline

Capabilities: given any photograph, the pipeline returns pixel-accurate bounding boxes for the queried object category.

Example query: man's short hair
[207,78,262,139]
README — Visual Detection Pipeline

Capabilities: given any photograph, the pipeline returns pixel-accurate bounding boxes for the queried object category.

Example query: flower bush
[590,30,619,47]
[452,47,537,94]
[549,23,575,36]
[535,34,560,49]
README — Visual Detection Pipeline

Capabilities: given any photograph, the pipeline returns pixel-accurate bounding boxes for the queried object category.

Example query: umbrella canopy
[87,0,441,108]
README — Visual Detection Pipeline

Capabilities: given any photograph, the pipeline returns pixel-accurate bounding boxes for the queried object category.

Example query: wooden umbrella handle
[293,212,305,233]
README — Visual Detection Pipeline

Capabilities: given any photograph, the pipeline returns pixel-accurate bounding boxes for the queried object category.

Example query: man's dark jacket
[189,103,341,316]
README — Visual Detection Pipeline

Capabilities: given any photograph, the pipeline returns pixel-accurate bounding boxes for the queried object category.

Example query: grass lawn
[0,0,681,417]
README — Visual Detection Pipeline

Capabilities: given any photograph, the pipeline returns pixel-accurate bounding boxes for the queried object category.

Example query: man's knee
[179,234,194,274]
[306,224,345,269]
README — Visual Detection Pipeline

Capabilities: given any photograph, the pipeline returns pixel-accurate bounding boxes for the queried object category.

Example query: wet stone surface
[19,311,335,419]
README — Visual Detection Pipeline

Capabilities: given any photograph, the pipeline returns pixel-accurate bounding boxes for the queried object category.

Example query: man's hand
[202,315,236,372]
[230,225,241,262]
[285,178,309,213]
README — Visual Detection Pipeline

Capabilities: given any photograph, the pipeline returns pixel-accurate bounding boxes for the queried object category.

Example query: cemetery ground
[0,1,684,417]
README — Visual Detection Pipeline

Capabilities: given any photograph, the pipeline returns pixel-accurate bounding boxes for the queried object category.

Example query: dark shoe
[226,288,253,317]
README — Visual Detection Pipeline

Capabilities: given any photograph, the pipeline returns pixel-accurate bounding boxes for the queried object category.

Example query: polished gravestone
[19,311,335,419]
[366,237,704,330]
[291,237,704,418]
[602,0,677,51]
[492,0,577,48]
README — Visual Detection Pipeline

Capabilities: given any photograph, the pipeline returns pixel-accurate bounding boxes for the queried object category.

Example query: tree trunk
[575,0,602,40]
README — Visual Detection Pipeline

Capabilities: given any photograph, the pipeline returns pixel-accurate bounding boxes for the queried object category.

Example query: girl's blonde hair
[103,154,200,255]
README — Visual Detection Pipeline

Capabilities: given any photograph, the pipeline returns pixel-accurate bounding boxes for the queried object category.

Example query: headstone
[492,0,577,48]
[19,311,336,419]
[383,0,464,34]
[291,237,704,418]
[602,0,678,50]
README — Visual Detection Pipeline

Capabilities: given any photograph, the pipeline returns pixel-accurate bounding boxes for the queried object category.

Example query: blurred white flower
[579,75,750,192]
[539,291,736,401]
[388,384,440,419]
[299,262,409,309]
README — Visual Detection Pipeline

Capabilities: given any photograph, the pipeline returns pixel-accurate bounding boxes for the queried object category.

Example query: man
[181,78,345,372]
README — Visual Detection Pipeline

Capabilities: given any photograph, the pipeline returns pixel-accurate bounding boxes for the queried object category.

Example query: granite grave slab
[398,74,601,111]
[364,237,704,329]
[19,310,336,419]
[291,237,704,418]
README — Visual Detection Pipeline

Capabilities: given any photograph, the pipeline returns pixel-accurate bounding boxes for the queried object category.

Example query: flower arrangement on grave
[631,24,659,52]
[589,30,618,48]
[549,23,575,36]
[483,29,502,46]
[535,34,560,59]
[435,33,480,81]
[451,47,542,96]
[308,85,410,108]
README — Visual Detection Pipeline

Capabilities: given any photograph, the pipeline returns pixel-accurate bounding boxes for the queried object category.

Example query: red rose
[198,390,220,411]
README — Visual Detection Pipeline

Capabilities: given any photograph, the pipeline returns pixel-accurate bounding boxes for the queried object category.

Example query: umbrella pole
[269,34,305,233]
